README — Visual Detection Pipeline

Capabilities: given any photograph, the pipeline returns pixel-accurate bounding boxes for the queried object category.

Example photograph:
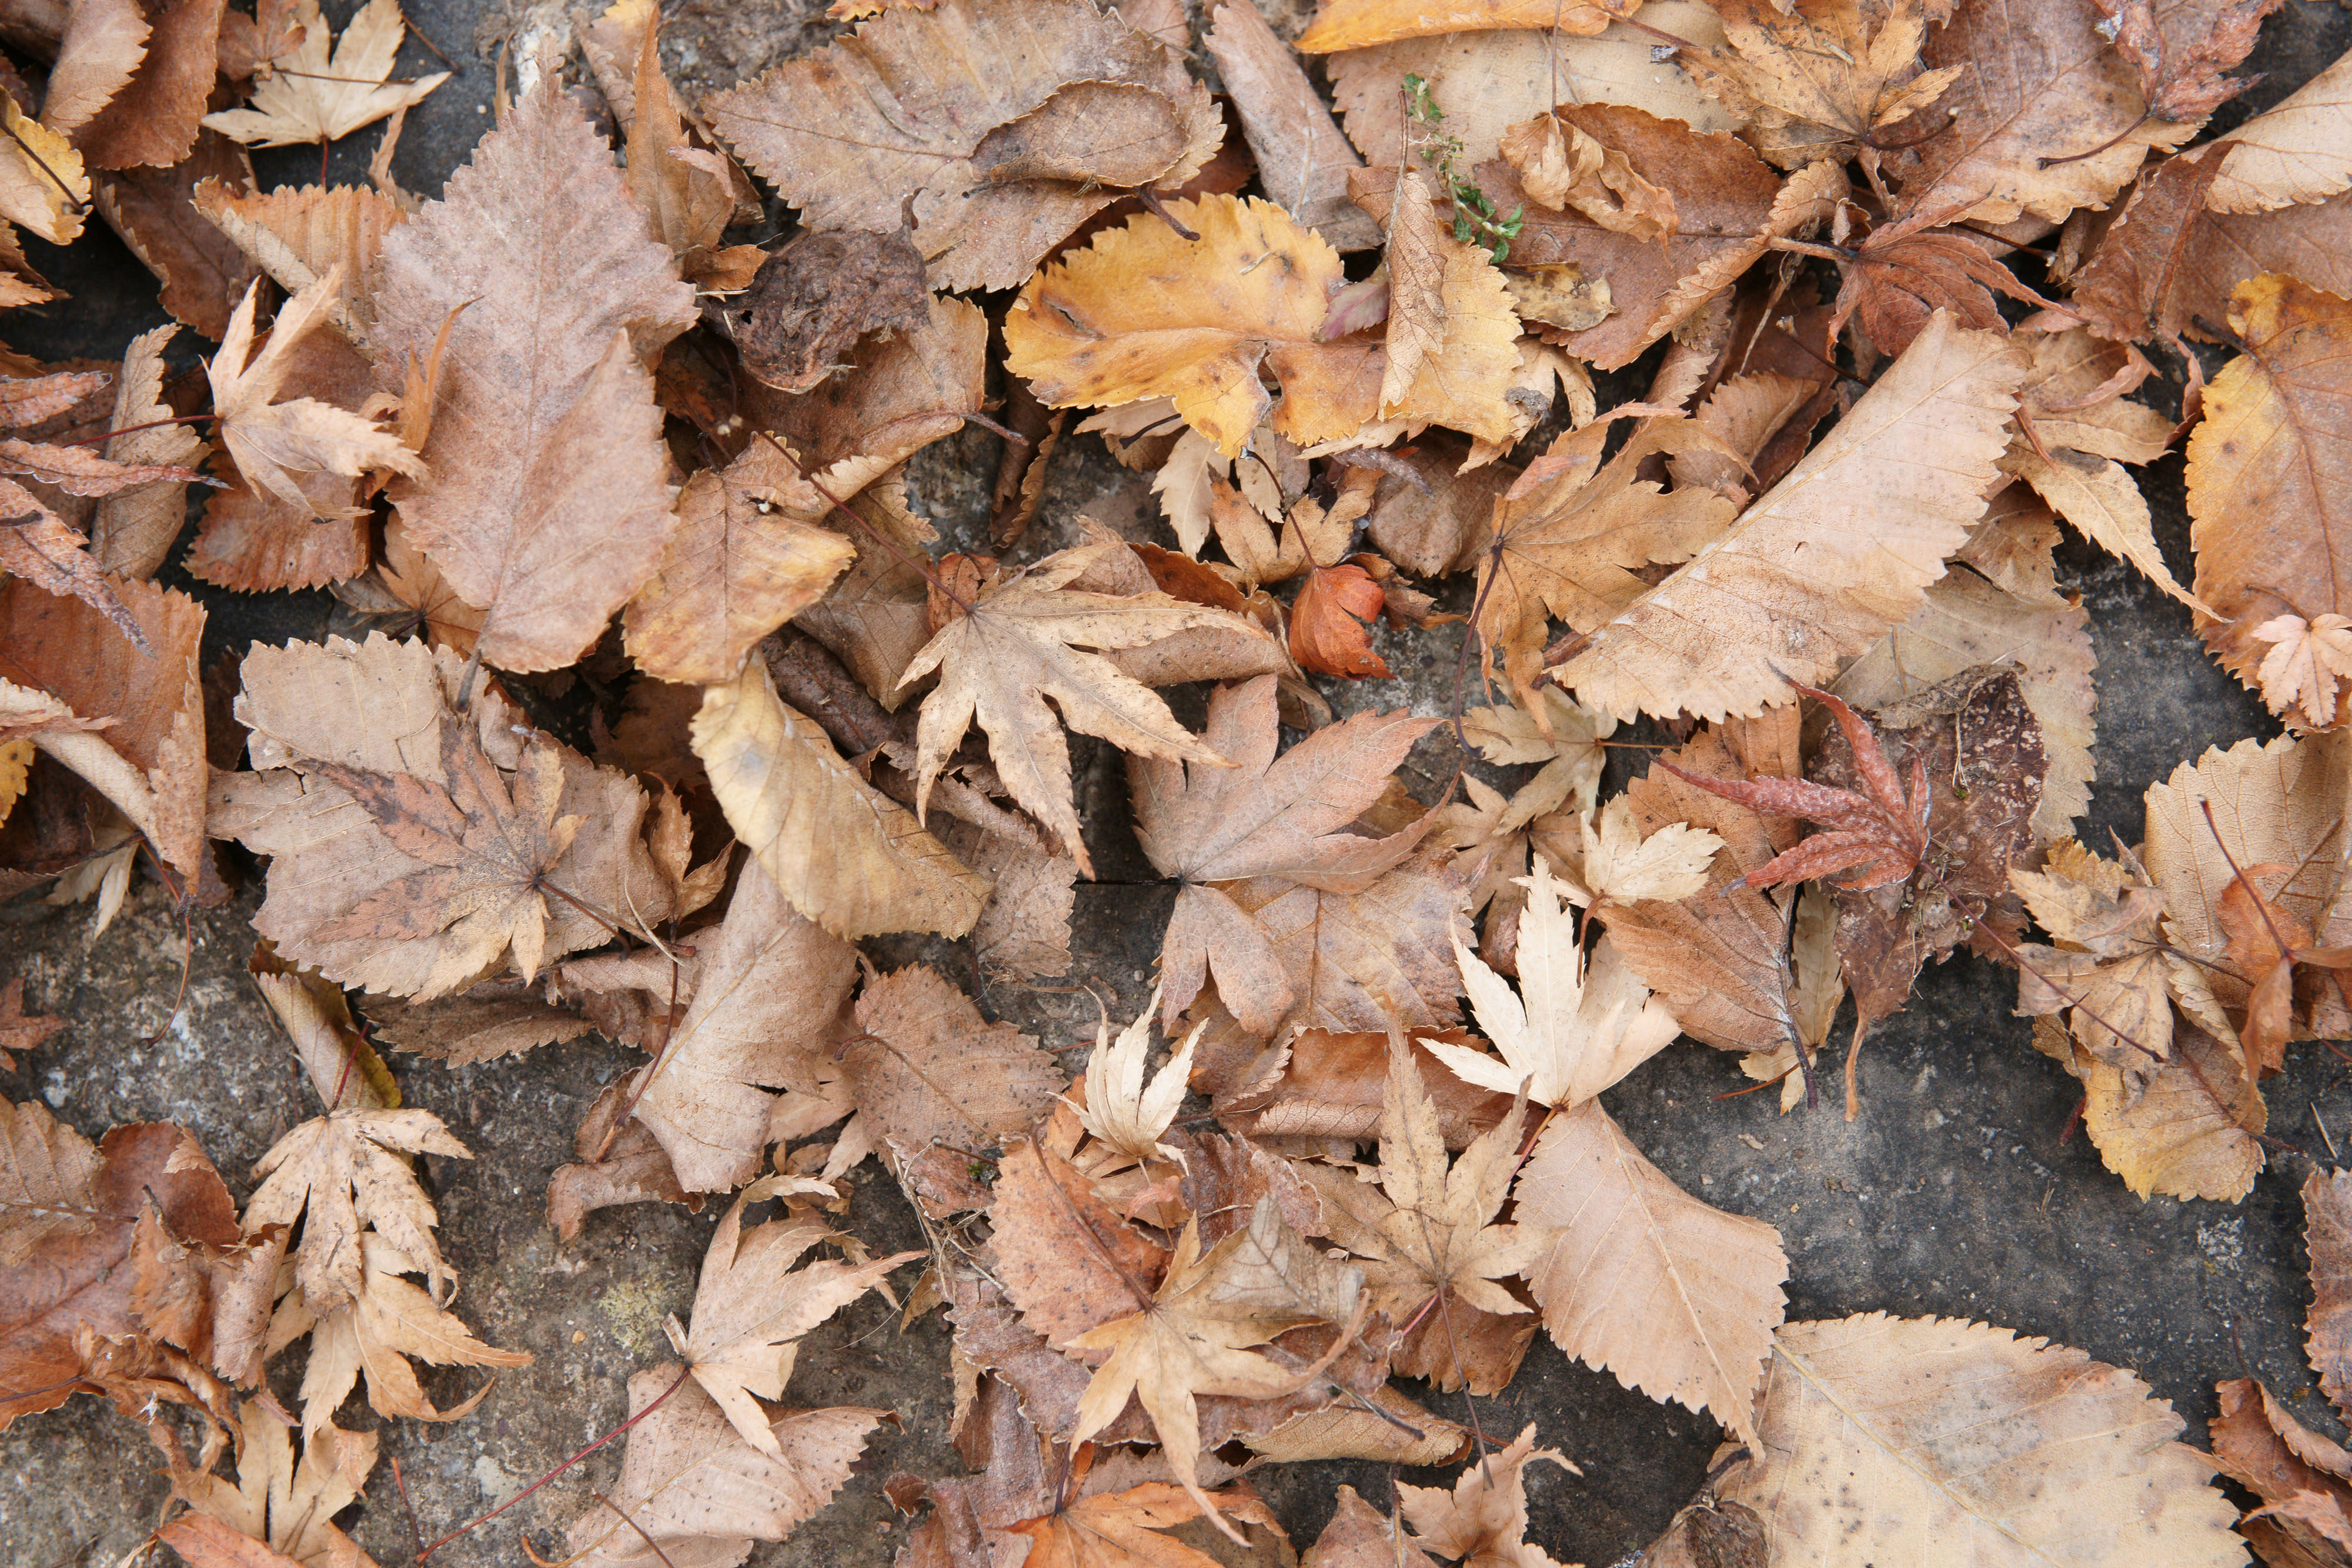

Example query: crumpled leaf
[1397,1423,1577,1568]
[1075,985,1201,1169]
[1682,0,1962,169]
[707,0,1222,292]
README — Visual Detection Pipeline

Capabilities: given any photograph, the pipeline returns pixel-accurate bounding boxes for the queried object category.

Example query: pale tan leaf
[1552,312,2027,720]
[1515,1100,1787,1444]
[200,0,447,147]
[91,324,207,580]
[692,657,989,940]
[244,1107,468,1312]
[2029,1015,2263,1201]
[0,1094,103,1266]
[845,964,1065,1185]
[2209,46,2352,213]
[2004,444,2215,614]
[1720,1313,2246,1565]
[1076,985,1200,1167]
[1204,0,1377,249]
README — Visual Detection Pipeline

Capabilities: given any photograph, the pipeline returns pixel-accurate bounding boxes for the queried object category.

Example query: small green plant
[1401,72,1524,263]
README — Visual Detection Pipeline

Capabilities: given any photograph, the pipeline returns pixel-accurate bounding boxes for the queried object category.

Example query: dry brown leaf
[1717,1313,2246,1564]
[1204,0,1378,250]
[1215,1031,1516,1149]
[250,947,395,1113]
[1378,170,1524,439]
[41,0,148,142]
[1549,312,2027,720]
[202,0,447,147]
[1130,674,1438,1032]
[941,818,1075,981]
[563,1366,886,1568]
[69,0,223,170]
[1308,1486,1440,1568]
[693,656,990,940]
[1068,1196,1364,1524]
[191,178,406,352]
[2142,730,2352,1044]
[0,978,62,1074]
[2308,1167,2352,1422]
[1073,987,1198,1169]
[706,0,1222,292]
[900,540,1261,875]
[1396,1423,1576,1568]
[667,1181,917,1456]
[165,1402,379,1568]
[623,441,857,686]
[1303,1038,1545,1394]
[369,80,696,673]
[0,1093,103,1266]
[2095,0,2280,123]
[845,964,1065,1200]
[243,1107,466,1313]
[2186,275,2352,727]
[1892,0,2201,226]
[546,1081,701,1242]
[0,92,91,245]
[1681,0,1961,169]
[2209,1375,2352,1516]
[629,857,859,1195]
[2010,838,2182,1085]
[724,230,929,395]
[2208,46,2352,212]
[1010,1475,1289,1568]
[2030,1014,2265,1201]
[92,133,260,340]
[987,1138,1170,1353]
[1516,1099,1786,1445]
[91,325,207,579]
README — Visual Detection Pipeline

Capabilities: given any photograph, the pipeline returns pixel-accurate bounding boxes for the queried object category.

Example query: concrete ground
[8,4,2352,1566]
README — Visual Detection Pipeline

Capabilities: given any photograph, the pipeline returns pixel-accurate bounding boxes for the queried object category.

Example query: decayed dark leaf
[726,229,931,394]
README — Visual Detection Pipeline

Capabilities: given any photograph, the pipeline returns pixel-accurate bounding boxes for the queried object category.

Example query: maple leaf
[897,540,1259,876]
[1550,313,2027,720]
[1128,674,1439,1032]
[663,1179,918,1457]
[218,634,679,998]
[1564,796,1726,910]
[1303,1038,1548,1393]
[2011,839,2187,1087]
[1455,106,1845,370]
[2186,275,2352,724]
[1828,208,2061,357]
[1074,985,1201,1169]
[162,1402,378,1568]
[1068,1196,1365,1527]
[1311,1487,1441,1568]
[2253,614,2352,730]
[2094,0,2281,123]
[2308,1168,2352,1423]
[1204,0,1378,250]
[1474,412,1739,714]
[627,855,860,1195]
[1397,1424,1578,1568]
[2206,46,2352,213]
[1425,863,1682,1109]
[1892,0,2201,226]
[707,0,1223,292]
[563,1366,887,1568]
[201,0,447,147]
[1684,0,1962,169]
[189,176,403,353]
[1715,1314,2245,1564]
[1010,1475,1292,1568]
[243,1107,467,1312]
[368,79,696,673]
[208,269,420,517]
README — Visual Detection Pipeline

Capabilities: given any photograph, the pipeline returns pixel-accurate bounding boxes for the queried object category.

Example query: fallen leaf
[623,440,857,685]
[368,79,697,673]
[1516,1099,1786,1445]
[2094,0,2280,124]
[201,0,448,147]
[2010,838,2184,1087]
[1308,1486,1439,1568]
[1130,674,1439,1032]
[165,1401,379,1568]
[707,0,1222,292]
[1396,1423,1576,1568]
[91,325,208,577]
[1718,1313,2246,1564]
[2030,1014,2264,1201]
[1204,0,1378,249]
[243,1107,466,1313]
[2207,45,2352,213]
[2308,1167,2352,1422]
[1304,1038,1545,1393]
[1010,1476,1289,1568]
[1685,0,1960,169]
[1297,0,1624,51]
[1377,169,1523,439]
[0,977,62,1072]
[563,1366,886,1568]
[0,91,91,244]
[898,540,1257,875]
[1549,312,2027,720]
[725,230,928,396]
[92,133,261,340]
[1075,987,1201,1169]
[1893,0,2199,226]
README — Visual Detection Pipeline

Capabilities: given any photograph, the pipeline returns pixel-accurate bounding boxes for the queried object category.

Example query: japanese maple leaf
[242,1107,471,1313]
[307,724,586,998]
[1398,1425,1577,1568]
[2251,613,2352,730]
[161,1402,378,1568]
[1826,206,2060,358]
[2216,861,2352,1078]
[1423,862,1682,1109]
[1068,1196,1364,1529]
[898,540,1262,875]
[663,1176,919,1458]
[1659,682,1929,892]
[201,0,449,147]
[2093,0,2281,122]
[1303,1038,1551,1394]
[1130,673,1439,1032]
[2012,838,2186,1089]
[1074,981,1201,1169]
[1011,1475,1291,1568]
[208,268,422,517]
[1681,0,1963,169]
